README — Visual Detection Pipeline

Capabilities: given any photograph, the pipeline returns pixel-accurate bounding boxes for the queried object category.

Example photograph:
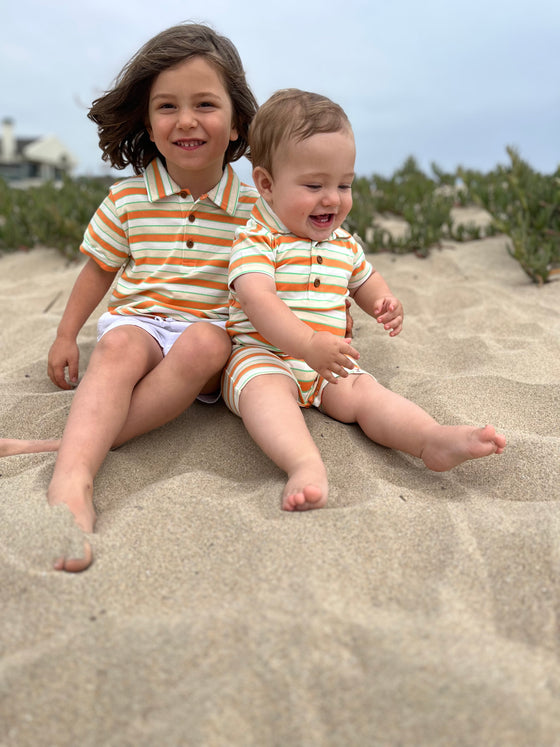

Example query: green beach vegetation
[347,148,560,285]
[0,176,112,260]
[0,148,558,284]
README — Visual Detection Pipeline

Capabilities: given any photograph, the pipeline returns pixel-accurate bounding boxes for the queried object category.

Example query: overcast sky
[2,0,559,184]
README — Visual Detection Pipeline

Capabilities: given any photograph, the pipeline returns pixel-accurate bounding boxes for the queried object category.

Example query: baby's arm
[48,258,117,389]
[352,271,404,337]
[233,273,360,384]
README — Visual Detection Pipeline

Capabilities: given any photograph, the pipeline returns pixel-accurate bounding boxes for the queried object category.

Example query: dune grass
[347,148,559,285]
[1,149,558,284]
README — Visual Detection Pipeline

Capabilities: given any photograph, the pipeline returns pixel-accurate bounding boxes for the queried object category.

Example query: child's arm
[233,273,360,384]
[48,258,117,389]
[352,270,404,337]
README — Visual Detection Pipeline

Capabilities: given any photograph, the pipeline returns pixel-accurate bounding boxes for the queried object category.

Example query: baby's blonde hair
[249,89,352,174]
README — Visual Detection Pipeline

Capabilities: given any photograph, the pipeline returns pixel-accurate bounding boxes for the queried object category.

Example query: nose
[321,189,340,208]
[177,107,197,129]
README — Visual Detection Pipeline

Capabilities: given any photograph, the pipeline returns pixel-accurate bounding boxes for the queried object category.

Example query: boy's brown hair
[249,88,352,174]
[88,23,257,173]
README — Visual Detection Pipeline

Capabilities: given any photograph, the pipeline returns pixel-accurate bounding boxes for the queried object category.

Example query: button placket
[179,192,195,251]
[185,210,196,249]
[310,244,324,289]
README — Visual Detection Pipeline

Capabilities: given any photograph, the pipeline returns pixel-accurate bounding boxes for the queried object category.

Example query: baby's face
[265,129,355,242]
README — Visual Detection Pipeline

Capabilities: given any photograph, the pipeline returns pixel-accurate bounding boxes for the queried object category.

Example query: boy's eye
[339,184,352,191]
[305,184,321,191]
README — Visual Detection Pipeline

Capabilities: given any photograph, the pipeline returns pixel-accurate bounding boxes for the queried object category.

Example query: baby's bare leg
[322,374,506,470]
[239,374,328,511]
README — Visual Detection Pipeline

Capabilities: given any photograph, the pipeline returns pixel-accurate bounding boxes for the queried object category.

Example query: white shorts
[97,312,227,403]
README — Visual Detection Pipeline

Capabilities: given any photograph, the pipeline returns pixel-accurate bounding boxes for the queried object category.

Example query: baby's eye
[339,184,352,191]
[305,184,321,191]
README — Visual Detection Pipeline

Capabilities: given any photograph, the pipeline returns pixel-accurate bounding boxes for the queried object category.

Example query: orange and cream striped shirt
[81,158,258,321]
[226,197,373,350]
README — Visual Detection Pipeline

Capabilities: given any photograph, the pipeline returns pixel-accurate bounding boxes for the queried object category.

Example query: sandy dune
[1,235,559,745]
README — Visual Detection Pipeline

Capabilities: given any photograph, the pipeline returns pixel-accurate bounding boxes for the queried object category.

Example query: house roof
[1,120,77,169]
[23,134,78,168]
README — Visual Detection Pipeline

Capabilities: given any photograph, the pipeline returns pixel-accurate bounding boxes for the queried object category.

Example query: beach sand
[1,234,559,746]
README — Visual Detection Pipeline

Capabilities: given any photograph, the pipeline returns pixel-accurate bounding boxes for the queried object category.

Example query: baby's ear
[252,166,274,200]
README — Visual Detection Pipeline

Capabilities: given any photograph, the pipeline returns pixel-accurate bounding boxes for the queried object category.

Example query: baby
[221,88,506,510]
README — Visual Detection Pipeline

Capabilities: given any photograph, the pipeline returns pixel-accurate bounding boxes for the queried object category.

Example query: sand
[1,233,559,746]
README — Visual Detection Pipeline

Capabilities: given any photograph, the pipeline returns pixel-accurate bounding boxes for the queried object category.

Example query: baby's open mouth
[310,214,334,226]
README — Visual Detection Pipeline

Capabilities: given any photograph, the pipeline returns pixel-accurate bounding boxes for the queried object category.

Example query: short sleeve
[228,221,277,289]
[80,191,129,271]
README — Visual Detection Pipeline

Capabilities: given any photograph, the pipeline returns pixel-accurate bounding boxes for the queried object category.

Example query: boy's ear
[252,166,274,201]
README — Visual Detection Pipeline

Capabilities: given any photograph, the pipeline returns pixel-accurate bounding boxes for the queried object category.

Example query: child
[1,30,355,570]
[221,89,506,511]
[1,23,261,571]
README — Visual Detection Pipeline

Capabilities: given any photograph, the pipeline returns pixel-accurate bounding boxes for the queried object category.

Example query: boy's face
[254,128,355,242]
[146,56,238,194]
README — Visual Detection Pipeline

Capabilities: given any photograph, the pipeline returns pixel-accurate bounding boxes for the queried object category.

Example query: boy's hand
[48,336,80,390]
[373,295,404,337]
[304,332,360,384]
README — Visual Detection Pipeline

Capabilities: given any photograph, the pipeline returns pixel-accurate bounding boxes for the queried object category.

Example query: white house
[0,118,78,185]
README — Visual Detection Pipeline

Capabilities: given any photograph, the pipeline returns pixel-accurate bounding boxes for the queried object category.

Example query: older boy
[222,89,506,510]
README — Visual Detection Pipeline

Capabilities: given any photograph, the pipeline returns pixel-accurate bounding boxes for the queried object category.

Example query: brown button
[317,255,323,264]
[188,213,196,222]
[179,191,188,199]
[186,240,194,248]
[313,278,321,288]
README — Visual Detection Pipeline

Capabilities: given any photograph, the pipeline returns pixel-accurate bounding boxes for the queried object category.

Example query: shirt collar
[252,197,291,234]
[143,159,242,216]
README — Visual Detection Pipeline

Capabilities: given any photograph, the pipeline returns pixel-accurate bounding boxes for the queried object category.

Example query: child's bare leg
[48,326,163,570]
[0,322,231,457]
[238,374,328,511]
[113,322,231,446]
[322,374,506,470]
[0,439,60,457]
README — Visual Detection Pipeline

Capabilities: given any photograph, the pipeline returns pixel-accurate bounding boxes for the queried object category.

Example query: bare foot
[421,424,506,472]
[48,471,96,572]
[53,539,93,573]
[0,438,61,457]
[282,460,329,511]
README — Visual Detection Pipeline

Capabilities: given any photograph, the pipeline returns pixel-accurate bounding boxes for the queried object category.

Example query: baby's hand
[304,332,360,384]
[373,295,404,337]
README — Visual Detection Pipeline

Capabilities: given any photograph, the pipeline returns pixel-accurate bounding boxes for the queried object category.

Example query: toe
[53,539,93,573]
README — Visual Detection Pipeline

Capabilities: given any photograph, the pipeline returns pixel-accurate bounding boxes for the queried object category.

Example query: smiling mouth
[310,214,334,226]
[175,139,205,150]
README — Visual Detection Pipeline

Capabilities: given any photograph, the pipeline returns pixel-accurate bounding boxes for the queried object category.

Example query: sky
[2,0,559,185]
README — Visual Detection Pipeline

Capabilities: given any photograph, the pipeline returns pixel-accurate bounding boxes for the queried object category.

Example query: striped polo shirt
[226,197,373,350]
[81,158,258,321]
